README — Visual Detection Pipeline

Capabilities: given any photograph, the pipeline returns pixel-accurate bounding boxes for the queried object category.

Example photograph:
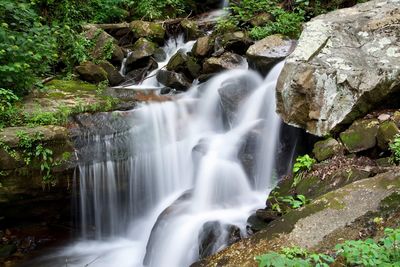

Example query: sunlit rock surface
[276,0,400,136]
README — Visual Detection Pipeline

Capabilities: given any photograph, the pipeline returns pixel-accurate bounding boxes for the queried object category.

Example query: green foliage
[256,246,333,267]
[292,154,316,187]
[132,0,189,20]
[14,130,54,181]
[257,228,400,267]
[279,195,308,209]
[268,191,309,214]
[335,228,400,266]
[0,1,57,95]
[218,0,305,39]
[389,134,400,164]
[250,9,304,40]
[293,154,316,173]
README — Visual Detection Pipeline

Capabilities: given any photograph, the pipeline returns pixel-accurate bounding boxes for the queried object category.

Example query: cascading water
[119,35,195,89]
[26,37,286,266]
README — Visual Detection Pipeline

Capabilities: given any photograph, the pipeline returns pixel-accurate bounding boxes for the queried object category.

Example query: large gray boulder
[203,52,247,74]
[246,34,295,74]
[156,70,192,91]
[276,0,400,136]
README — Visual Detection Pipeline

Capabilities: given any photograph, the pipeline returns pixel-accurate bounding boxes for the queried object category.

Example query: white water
[31,60,286,267]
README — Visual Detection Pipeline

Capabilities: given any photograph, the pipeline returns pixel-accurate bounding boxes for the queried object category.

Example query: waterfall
[28,39,286,266]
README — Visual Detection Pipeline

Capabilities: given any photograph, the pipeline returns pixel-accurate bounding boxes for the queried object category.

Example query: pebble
[378,113,390,121]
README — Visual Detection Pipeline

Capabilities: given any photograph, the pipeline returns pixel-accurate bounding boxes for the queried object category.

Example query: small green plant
[268,190,308,214]
[292,154,316,187]
[256,246,333,267]
[279,194,308,209]
[335,228,400,267]
[389,134,400,164]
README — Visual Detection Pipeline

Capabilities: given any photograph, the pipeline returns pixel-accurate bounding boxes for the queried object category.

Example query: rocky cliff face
[276,0,400,136]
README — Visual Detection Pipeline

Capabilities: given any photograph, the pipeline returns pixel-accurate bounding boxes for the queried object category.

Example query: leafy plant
[335,228,400,266]
[279,195,308,209]
[268,191,308,214]
[389,134,400,164]
[292,154,316,187]
[256,246,333,267]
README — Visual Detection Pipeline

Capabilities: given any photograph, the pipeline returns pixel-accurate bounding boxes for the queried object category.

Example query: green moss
[340,119,379,153]
[47,92,67,99]
[379,192,400,214]
[256,200,327,241]
[46,79,97,93]
[377,121,400,149]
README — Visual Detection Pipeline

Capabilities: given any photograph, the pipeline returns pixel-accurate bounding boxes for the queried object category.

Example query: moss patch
[46,79,97,93]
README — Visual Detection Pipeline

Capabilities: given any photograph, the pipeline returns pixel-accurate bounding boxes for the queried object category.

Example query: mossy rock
[75,61,108,84]
[196,170,400,267]
[376,157,393,167]
[46,79,97,93]
[312,137,343,162]
[180,19,202,40]
[192,36,213,58]
[127,38,157,65]
[377,120,400,150]
[186,56,202,78]
[339,119,379,153]
[130,21,165,43]
[166,51,188,72]
[221,31,253,54]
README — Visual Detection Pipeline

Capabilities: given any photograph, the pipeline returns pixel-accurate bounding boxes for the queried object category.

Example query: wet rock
[221,31,253,55]
[186,56,202,79]
[153,48,167,62]
[198,221,222,259]
[130,21,165,43]
[166,51,201,79]
[198,222,242,260]
[340,119,379,153]
[238,129,263,180]
[126,58,158,83]
[192,36,213,58]
[166,51,188,72]
[218,74,261,125]
[181,19,203,40]
[84,26,124,66]
[99,61,125,86]
[144,192,191,265]
[246,34,296,75]
[203,52,246,74]
[255,209,280,222]
[312,138,343,162]
[156,70,192,91]
[126,38,157,68]
[247,213,270,233]
[377,121,400,150]
[276,0,400,136]
[75,61,108,83]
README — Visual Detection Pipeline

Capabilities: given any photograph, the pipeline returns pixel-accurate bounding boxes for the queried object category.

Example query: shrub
[218,0,305,39]
[250,9,305,39]
[0,1,57,95]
